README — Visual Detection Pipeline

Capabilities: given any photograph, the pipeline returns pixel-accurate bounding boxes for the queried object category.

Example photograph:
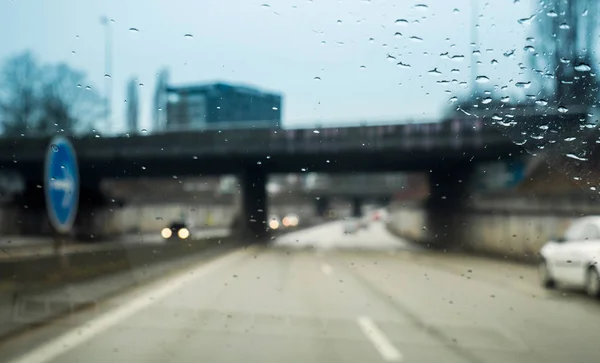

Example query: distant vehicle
[539,216,600,298]
[282,214,299,228]
[343,217,367,234]
[268,215,281,230]
[161,221,191,241]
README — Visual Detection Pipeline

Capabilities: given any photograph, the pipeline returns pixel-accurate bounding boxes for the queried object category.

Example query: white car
[539,216,600,298]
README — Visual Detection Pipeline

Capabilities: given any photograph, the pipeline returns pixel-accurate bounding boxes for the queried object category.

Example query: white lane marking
[356,316,402,362]
[7,248,250,363]
[321,263,333,275]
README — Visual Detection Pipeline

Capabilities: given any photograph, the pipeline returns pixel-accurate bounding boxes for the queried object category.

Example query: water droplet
[453,8,460,13]
[51,144,58,152]
[313,76,321,81]
[396,61,411,68]
[564,137,576,142]
[515,81,531,89]
[409,36,423,42]
[139,83,144,87]
[141,128,148,134]
[85,86,92,90]
[359,65,366,70]
[141,166,146,170]
[535,99,548,106]
[566,154,587,161]
[184,33,194,39]
[261,3,271,8]
[575,63,591,72]
[582,8,588,16]
[451,68,460,73]
[77,84,82,88]
[272,106,278,110]
[368,37,375,43]
[492,114,503,121]
[394,32,402,38]
[481,97,492,104]
[491,59,498,65]
[428,68,442,76]
[503,49,516,58]
[518,14,535,25]
[313,130,320,134]
[501,96,511,103]
[386,54,397,61]
[395,19,409,26]
[104,74,111,79]
[523,45,535,53]
[475,76,490,83]
[129,27,140,33]
[558,106,568,113]
[336,19,342,24]
[559,23,570,30]
[449,96,458,103]
[414,3,428,10]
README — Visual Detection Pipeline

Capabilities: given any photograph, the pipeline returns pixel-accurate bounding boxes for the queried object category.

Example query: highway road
[1,220,600,362]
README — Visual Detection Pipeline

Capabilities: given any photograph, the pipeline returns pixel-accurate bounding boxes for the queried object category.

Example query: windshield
[1,1,600,362]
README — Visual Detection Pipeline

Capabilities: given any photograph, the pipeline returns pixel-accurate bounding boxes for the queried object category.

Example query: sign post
[44,136,79,266]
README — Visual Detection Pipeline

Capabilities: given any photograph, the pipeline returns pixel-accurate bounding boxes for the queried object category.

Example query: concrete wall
[388,204,576,262]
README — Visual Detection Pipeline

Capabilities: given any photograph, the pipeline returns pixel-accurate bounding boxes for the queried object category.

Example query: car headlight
[177,228,190,239]
[289,216,299,227]
[269,220,279,230]
[282,217,291,227]
[161,228,172,239]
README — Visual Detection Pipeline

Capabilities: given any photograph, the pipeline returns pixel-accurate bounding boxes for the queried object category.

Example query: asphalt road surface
[1,220,600,363]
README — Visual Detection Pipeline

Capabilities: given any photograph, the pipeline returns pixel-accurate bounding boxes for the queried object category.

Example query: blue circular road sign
[45,136,79,233]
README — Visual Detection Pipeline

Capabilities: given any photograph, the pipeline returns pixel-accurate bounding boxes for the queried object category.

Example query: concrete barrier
[388,205,576,263]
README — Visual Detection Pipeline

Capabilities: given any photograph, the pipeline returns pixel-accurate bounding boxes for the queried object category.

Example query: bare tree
[0,52,42,136]
[38,63,104,135]
[531,0,599,106]
[0,52,104,137]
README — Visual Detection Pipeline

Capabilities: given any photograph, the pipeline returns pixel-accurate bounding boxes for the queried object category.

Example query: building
[164,82,282,130]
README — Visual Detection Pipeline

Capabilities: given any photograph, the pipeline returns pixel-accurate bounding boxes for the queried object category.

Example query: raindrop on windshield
[386,54,397,61]
[184,33,194,39]
[566,154,588,161]
[546,10,558,17]
[492,114,503,121]
[523,45,535,53]
[395,19,409,25]
[491,59,498,65]
[396,62,411,68]
[518,14,535,25]
[515,81,531,89]
[51,144,59,152]
[559,23,570,30]
[141,129,148,134]
[501,96,511,103]
[314,76,321,81]
[394,32,402,38]
[475,76,490,83]
[129,27,140,32]
[409,36,423,42]
[558,106,569,113]
[104,74,111,79]
[450,55,465,61]
[85,86,92,90]
[428,68,442,76]
[414,3,428,10]
[575,63,592,72]
[481,97,492,104]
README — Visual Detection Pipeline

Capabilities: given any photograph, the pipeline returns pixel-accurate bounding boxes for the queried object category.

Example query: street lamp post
[100,16,113,133]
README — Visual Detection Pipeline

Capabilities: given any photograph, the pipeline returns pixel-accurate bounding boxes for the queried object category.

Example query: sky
[0,0,538,133]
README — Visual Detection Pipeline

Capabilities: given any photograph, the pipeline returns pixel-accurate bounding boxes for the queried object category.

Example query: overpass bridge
[0,110,587,243]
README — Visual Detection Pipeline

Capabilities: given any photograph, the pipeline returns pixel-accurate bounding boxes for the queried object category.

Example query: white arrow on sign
[50,166,75,208]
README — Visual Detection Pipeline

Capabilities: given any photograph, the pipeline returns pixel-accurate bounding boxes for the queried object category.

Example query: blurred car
[268,215,281,230]
[161,221,191,241]
[343,217,367,234]
[281,213,299,228]
[539,216,600,298]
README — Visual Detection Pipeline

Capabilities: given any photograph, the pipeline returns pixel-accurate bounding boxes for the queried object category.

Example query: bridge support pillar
[425,165,473,249]
[315,197,330,218]
[72,182,113,241]
[351,197,363,218]
[239,166,269,242]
